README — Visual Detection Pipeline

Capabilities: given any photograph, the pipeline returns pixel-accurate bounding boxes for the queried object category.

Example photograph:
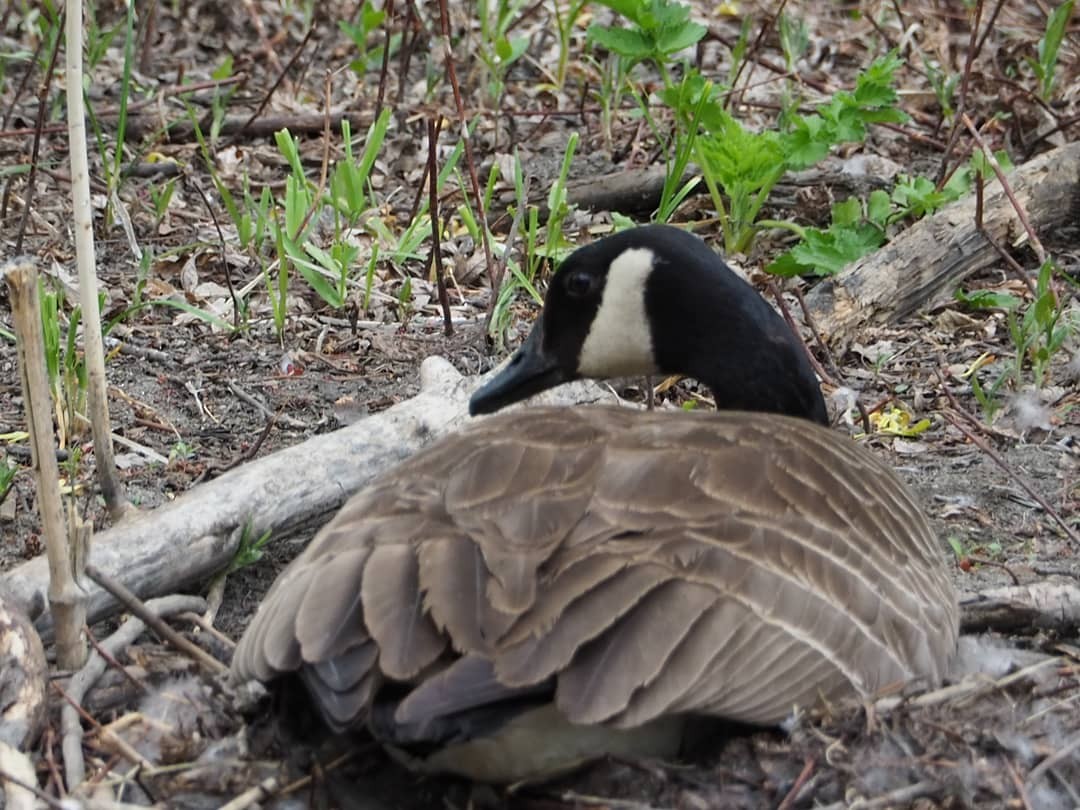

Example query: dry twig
[85,566,227,675]
[59,594,207,792]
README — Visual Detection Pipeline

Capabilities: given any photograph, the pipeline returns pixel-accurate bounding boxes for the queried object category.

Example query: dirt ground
[1,1,1079,807]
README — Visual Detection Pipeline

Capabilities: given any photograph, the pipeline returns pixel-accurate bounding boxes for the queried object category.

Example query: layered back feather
[232,406,958,732]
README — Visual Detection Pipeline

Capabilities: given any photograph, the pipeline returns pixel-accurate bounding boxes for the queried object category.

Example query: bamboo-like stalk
[65,0,128,521]
[4,260,86,670]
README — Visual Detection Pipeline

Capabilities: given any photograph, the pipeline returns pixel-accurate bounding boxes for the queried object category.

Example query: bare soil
[1,1,1079,807]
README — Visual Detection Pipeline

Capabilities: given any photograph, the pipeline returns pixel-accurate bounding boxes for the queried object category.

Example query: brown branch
[85,564,227,675]
[58,593,207,791]
[427,117,453,336]
[229,25,315,148]
[14,6,63,254]
[961,112,1048,265]
[728,0,789,112]
[936,0,984,185]
[776,757,815,810]
[188,178,240,331]
[436,0,495,287]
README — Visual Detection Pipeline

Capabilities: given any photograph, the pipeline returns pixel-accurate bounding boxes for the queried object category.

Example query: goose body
[232,225,959,782]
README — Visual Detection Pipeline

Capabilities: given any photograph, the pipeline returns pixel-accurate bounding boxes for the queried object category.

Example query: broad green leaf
[765,252,806,278]
[953,288,1022,310]
[768,222,884,277]
[655,20,706,54]
[867,189,892,226]
[891,175,963,218]
[496,35,529,64]
[362,0,386,30]
[647,0,691,28]
[587,24,653,59]
[831,198,862,227]
[781,115,830,168]
[853,51,904,106]
[858,107,910,125]
[591,0,646,26]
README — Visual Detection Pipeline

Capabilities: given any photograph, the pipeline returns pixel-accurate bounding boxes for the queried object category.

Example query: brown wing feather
[360,544,446,680]
[301,646,380,730]
[494,564,673,686]
[555,580,717,724]
[232,406,958,740]
[417,535,516,652]
[255,565,312,673]
[293,548,370,661]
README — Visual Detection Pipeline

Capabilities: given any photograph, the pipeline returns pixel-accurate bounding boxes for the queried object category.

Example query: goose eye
[564,271,593,298]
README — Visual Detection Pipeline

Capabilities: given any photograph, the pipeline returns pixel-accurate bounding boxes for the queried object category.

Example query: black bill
[469,323,569,416]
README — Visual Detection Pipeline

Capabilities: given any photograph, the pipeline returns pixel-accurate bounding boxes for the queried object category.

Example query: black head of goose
[470,223,829,423]
[232,224,958,783]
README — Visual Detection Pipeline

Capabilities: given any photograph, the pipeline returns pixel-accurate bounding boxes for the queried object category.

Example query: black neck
[646,264,828,425]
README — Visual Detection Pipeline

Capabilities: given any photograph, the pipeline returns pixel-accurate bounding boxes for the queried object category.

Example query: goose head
[470,225,829,424]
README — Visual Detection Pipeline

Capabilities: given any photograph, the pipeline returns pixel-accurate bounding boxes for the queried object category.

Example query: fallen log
[1,357,613,638]
[960,580,1080,633]
[491,163,891,226]
[804,141,1080,348]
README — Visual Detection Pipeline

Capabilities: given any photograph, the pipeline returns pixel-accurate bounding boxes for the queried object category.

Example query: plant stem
[5,260,86,670]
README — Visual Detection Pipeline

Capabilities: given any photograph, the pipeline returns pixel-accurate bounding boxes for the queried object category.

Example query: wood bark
[0,591,47,750]
[0,358,613,638]
[960,580,1080,633]
[803,141,1080,348]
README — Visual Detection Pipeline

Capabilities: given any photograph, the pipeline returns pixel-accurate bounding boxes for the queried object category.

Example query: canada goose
[232,224,959,783]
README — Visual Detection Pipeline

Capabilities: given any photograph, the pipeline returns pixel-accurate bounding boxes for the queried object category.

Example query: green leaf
[818,94,866,142]
[362,0,386,30]
[496,34,529,64]
[858,107,910,125]
[1037,0,1075,96]
[211,55,233,81]
[768,222,884,277]
[591,0,646,26]
[867,189,892,226]
[659,71,724,127]
[943,165,973,197]
[953,288,1022,311]
[765,251,807,278]
[891,174,964,219]
[587,24,653,59]
[655,20,706,54]
[781,114,830,168]
[947,536,966,560]
[853,50,904,107]
[646,0,690,29]
[831,197,862,227]
[288,238,346,308]
[152,298,236,331]
[968,148,1013,180]
[778,13,809,69]
[274,129,305,179]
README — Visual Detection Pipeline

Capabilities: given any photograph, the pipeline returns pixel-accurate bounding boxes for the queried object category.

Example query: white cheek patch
[577,247,658,377]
